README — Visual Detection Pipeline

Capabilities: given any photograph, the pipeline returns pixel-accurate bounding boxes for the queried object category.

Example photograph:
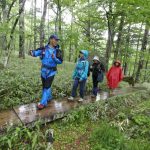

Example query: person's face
[115,62,120,66]
[50,38,58,47]
[93,60,99,64]
[79,53,84,58]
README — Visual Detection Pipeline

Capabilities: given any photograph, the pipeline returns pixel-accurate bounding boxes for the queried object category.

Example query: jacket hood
[114,60,121,64]
[80,50,89,59]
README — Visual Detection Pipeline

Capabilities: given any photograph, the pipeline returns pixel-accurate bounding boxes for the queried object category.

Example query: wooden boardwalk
[0,87,141,131]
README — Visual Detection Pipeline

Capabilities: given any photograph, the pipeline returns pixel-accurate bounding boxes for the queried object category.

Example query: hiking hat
[93,56,100,62]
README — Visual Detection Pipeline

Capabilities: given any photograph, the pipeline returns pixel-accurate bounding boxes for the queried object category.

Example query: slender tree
[19,0,25,58]
[135,24,149,82]
[33,0,37,49]
[39,0,48,47]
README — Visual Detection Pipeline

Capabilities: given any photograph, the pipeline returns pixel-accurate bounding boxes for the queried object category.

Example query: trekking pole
[12,105,24,125]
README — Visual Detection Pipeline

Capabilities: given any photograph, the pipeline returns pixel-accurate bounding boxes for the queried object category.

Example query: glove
[28,50,33,56]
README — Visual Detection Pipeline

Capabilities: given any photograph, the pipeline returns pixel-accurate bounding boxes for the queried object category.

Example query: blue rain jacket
[32,44,62,79]
[72,50,89,81]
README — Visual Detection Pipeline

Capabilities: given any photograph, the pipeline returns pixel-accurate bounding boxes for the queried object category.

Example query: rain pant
[71,50,89,98]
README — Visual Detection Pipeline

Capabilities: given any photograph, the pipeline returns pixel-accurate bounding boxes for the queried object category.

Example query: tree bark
[39,0,48,47]
[135,24,149,82]
[132,23,143,77]
[85,0,91,43]
[123,24,131,75]
[105,2,116,71]
[114,15,125,60]
[19,0,25,58]
[68,6,74,62]
[34,0,37,49]
[4,0,26,67]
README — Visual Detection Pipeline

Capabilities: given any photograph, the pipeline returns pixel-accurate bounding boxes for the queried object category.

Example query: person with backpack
[106,60,124,94]
[29,34,63,110]
[90,56,105,97]
[68,50,89,102]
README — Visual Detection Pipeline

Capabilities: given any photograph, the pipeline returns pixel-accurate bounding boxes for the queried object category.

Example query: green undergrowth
[0,55,128,110]
[0,90,150,150]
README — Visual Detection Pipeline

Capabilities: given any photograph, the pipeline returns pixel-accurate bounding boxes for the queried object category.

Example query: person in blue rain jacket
[68,50,89,102]
[29,35,63,109]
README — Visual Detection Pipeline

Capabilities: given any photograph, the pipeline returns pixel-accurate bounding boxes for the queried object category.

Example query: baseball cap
[49,34,60,41]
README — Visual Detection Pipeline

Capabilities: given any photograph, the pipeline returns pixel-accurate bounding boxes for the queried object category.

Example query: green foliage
[0,121,49,150]
[90,122,150,150]
[140,69,150,83]
[90,122,126,150]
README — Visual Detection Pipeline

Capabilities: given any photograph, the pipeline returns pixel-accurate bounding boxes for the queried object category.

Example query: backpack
[97,71,104,82]
[55,45,63,62]
[35,45,63,61]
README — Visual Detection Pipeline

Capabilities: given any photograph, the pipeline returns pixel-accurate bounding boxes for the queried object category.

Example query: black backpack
[35,45,63,61]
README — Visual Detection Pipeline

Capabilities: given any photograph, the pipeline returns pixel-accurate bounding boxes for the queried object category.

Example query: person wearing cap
[106,60,124,94]
[29,34,63,109]
[90,56,105,97]
[68,50,89,102]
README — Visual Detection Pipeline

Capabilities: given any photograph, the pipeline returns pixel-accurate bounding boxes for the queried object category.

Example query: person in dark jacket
[90,56,105,97]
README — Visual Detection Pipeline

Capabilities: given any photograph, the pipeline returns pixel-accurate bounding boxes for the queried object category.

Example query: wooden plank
[13,100,80,125]
[12,90,122,125]
[0,87,142,130]
[0,110,21,131]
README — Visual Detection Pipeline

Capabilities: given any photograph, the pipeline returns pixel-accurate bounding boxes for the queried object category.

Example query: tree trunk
[68,7,74,62]
[58,0,62,37]
[4,0,26,67]
[1,0,7,65]
[39,0,48,47]
[57,0,64,56]
[105,2,116,71]
[144,47,150,81]
[114,15,125,60]
[34,0,37,49]
[19,0,25,58]
[132,23,143,77]
[85,0,91,43]
[135,24,149,82]
[123,24,131,75]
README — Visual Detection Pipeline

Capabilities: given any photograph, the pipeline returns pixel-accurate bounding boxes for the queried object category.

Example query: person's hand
[28,50,33,56]
[52,53,55,59]
[86,79,89,83]
[79,79,82,82]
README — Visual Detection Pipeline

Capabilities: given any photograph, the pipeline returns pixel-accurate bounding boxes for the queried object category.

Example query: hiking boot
[91,94,96,98]
[68,96,74,101]
[78,98,84,102]
[37,103,45,110]
[96,93,101,101]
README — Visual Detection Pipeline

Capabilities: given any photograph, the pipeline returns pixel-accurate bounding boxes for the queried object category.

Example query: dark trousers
[92,75,99,96]
[71,78,86,98]
[41,75,55,89]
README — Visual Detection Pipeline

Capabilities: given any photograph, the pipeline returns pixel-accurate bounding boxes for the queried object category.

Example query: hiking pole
[12,105,24,125]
